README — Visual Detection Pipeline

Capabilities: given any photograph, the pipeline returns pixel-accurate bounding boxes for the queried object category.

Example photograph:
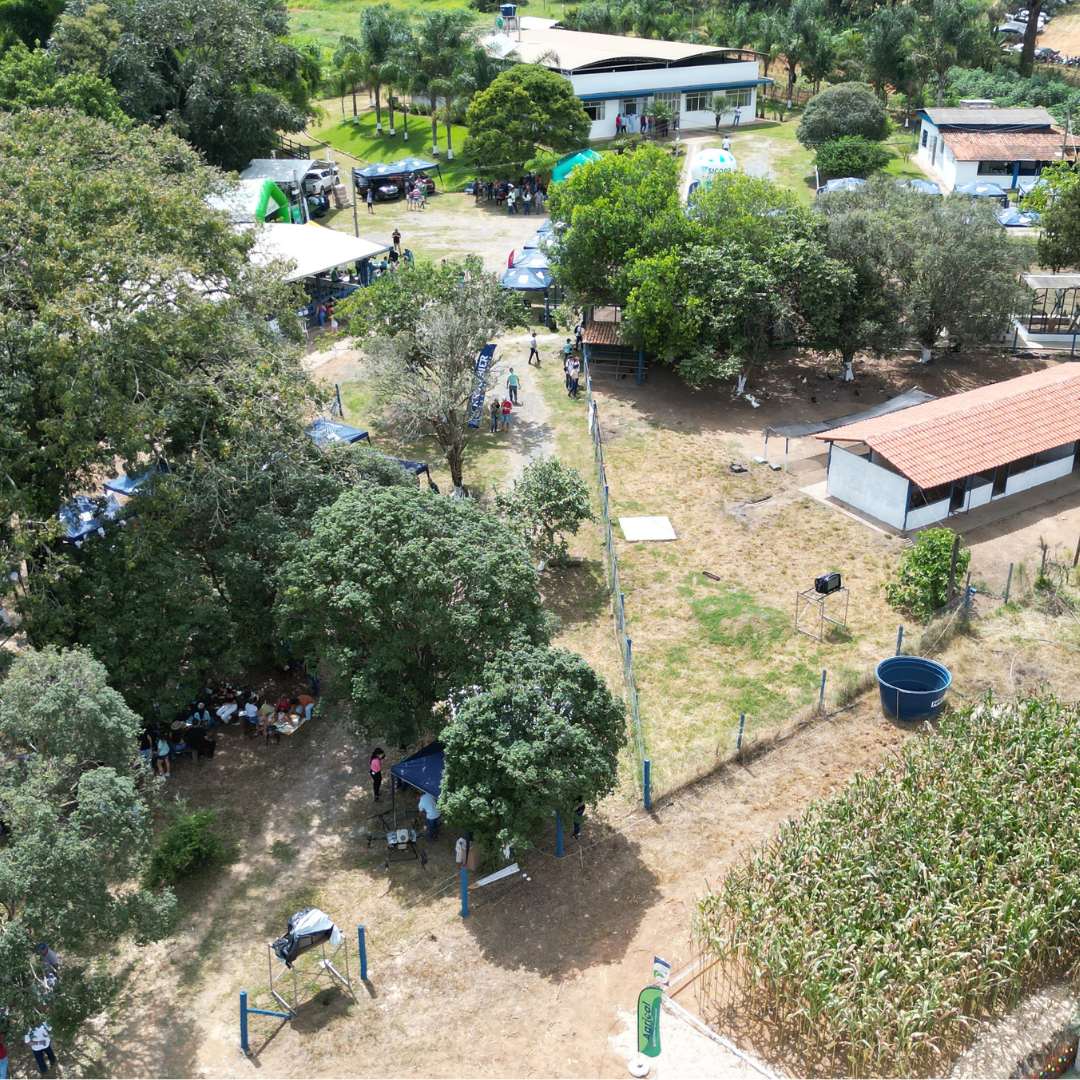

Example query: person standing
[417,790,441,841]
[527,331,540,366]
[392,228,401,253]
[37,942,59,977]
[574,321,584,351]
[523,189,532,215]
[506,367,520,405]
[489,397,500,433]
[501,396,513,430]
[615,113,623,135]
[733,105,741,128]
[25,1024,55,1075]
[722,135,731,151]
[369,748,385,803]
[569,355,581,398]
[366,188,375,214]
[572,798,586,840]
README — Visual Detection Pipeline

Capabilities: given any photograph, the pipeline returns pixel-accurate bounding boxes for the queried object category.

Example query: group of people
[714,106,742,132]
[314,298,336,328]
[563,340,582,397]
[615,111,679,137]
[405,182,427,210]
[137,684,316,777]
[474,175,548,216]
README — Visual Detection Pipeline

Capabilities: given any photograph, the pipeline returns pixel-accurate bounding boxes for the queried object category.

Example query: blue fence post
[896,625,904,656]
[461,865,469,918]
[240,990,249,1053]
[358,925,368,981]
[737,713,746,751]
[819,669,827,711]
[556,813,564,859]
[643,758,651,811]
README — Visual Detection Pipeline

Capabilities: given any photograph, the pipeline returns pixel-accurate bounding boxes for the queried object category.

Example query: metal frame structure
[795,586,850,641]
[266,936,353,1016]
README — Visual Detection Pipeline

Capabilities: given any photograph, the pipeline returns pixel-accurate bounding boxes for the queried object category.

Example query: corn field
[694,697,1080,1078]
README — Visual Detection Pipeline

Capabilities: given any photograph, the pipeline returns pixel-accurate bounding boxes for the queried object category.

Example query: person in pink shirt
[370,748,385,802]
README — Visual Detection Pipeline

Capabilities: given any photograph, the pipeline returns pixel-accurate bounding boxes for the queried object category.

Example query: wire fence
[583,360,650,807]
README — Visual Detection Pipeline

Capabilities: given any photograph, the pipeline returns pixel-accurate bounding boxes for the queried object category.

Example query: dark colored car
[375,181,401,201]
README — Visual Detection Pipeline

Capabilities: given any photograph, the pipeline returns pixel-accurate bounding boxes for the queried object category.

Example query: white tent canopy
[247,222,390,282]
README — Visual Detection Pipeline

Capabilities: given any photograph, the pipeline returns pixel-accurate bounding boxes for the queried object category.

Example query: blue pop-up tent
[104,461,169,497]
[59,493,122,543]
[996,206,1040,227]
[391,458,431,479]
[390,741,444,797]
[308,418,371,447]
[955,181,1009,206]
[501,264,554,291]
[897,178,942,196]
[818,177,867,194]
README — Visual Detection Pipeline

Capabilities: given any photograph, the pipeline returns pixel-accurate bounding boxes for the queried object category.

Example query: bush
[796,82,888,147]
[884,527,970,619]
[815,136,892,179]
[145,809,230,887]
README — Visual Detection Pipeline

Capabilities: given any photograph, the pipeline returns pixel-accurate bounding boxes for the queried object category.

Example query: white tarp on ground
[619,516,677,541]
[247,222,390,282]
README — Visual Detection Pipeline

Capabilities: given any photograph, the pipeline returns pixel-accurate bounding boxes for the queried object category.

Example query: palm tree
[333,35,365,121]
[863,6,914,101]
[409,11,475,157]
[918,0,992,107]
[360,3,409,135]
[780,0,825,109]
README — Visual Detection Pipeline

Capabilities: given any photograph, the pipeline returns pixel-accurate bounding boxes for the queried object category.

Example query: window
[584,102,606,122]
[684,92,709,112]
[653,90,680,111]
[921,129,928,148]
[908,482,953,510]
[622,98,639,116]
[978,160,1012,175]
[725,88,752,108]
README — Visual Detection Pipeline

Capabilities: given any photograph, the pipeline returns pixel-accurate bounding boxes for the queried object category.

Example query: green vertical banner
[637,986,662,1058]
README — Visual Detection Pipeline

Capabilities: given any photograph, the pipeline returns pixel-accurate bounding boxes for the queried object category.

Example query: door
[950,478,968,513]
[992,464,1008,497]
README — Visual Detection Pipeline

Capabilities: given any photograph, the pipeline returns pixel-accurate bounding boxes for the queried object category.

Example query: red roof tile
[583,320,624,346]
[815,364,1080,489]
[941,128,1080,162]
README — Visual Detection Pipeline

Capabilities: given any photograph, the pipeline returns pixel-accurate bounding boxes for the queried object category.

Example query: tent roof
[820,177,867,193]
[241,159,314,184]
[59,493,122,542]
[815,363,1080,489]
[1024,273,1080,290]
[553,149,602,184]
[391,458,430,476]
[501,264,554,290]
[390,157,438,172]
[996,207,1040,226]
[353,162,405,179]
[247,223,390,282]
[390,741,444,796]
[955,180,1008,197]
[103,461,168,496]
[897,178,942,195]
[768,388,936,439]
[308,418,370,446]
[513,249,551,270]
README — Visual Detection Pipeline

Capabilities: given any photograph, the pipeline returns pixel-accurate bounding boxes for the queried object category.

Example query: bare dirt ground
[1039,6,1080,55]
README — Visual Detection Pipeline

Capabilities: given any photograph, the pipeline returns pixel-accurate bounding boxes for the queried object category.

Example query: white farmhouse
[916,106,1079,191]
[485,18,770,141]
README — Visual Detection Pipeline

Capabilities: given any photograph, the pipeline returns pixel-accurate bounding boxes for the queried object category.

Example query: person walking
[527,331,540,366]
[563,347,573,391]
[489,397,500,433]
[25,1024,55,1075]
[501,396,513,430]
[369,748,385,803]
[366,188,375,214]
[392,228,401,253]
[574,321,584,351]
[417,790,441,841]
[506,367,520,405]
[722,135,731,151]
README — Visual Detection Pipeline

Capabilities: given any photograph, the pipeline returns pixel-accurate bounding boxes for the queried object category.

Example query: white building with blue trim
[485,19,770,141]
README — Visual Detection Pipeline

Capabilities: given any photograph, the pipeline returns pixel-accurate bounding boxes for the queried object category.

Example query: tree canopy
[275,485,550,747]
[465,63,592,175]
[0,40,123,118]
[796,82,888,146]
[439,644,626,853]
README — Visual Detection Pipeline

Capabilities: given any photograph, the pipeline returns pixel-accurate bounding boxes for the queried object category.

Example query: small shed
[1012,275,1080,356]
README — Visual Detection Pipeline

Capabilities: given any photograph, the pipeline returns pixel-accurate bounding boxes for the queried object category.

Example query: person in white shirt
[417,791,441,841]
[722,136,731,151]
[25,1023,55,1075]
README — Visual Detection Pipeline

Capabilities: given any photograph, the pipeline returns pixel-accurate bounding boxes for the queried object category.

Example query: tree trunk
[787,60,797,108]
[341,94,346,122]
[445,109,454,161]
[375,85,383,134]
[936,69,946,108]
[389,93,395,136]
[403,106,409,142]
[430,95,440,155]
[351,87,358,120]
[447,440,464,489]
[1019,0,1044,77]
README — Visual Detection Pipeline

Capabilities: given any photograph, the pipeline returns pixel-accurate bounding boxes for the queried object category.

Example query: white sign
[652,956,670,988]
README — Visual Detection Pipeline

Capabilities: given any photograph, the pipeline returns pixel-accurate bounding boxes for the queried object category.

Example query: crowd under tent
[208,179,291,224]
[815,364,1080,532]
[552,149,601,184]
[307,418,371,447]
[248,223,390,284]
[1012,274,1080,356]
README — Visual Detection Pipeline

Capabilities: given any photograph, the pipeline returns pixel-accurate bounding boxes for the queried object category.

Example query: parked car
[374,181,401,201]
[303,161,340,196]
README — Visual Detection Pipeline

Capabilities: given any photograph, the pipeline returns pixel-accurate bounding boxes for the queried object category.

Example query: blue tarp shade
[897,178,942,195]
[390,741,444,797]
[513,249,551,270]
[1017,176,1046,196]
[501,265,554,291]
[996,207,1041,227]
[59,493,122,543]
[392,458,431,477]
[523,229,554,251]
[956,181,1008,199]
[468,343,497,429]
[819,177,867,193]
[390,157,438,173]
[104,461,168,497]
[355,162,403,179]
[308,419,370,446]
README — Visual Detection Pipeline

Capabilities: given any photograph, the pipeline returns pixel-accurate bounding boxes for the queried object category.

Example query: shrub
[145,809,229,887]
[884,527,970,619]
[796,82,888,146]
[815,136,892,179]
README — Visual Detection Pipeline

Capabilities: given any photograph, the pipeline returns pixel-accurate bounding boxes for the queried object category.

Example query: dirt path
[498,331,560,480]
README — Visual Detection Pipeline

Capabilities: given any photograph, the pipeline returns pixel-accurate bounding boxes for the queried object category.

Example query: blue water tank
[500,3,517,15]
[876,656,952,723]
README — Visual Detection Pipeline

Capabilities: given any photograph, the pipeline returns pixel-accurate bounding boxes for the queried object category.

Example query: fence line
[583,360,648,804]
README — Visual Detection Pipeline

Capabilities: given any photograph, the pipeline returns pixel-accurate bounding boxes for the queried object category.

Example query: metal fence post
[556,813,564,859]
[1004,563,1013,604]
[643,759,651,811]
[737,713,745,751]
[240,991,249,1053]
[357,925,367,981]
[819,669,827,711]
[461,865,469,918]
[895,625,904,655]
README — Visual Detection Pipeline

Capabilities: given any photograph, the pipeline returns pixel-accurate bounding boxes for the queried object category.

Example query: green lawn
[309,105,476,191]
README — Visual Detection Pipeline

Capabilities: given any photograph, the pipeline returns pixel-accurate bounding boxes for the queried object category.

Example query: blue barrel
[875,656,952,723]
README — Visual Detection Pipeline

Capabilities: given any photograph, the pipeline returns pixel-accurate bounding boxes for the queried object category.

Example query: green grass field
[309,105,477,190]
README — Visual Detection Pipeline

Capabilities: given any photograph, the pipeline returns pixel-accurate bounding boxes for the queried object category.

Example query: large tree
[1036,179,1080,271]
[465,63,592,176]
[275,485,549,747]
[359,3,409,135]
[796,81,888,146]
[52,0,318,169]
[440,644,626,854]
[917,0,992,107]
[0,39,123,119]
[403,10,474,159]
[0,648,175,1040]
[337,258,522,490]
[546,143,691,306]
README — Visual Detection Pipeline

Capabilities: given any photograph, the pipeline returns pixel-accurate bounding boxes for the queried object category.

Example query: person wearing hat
[168,721,188,758]
[192,702,213,727]
[37,943,59,976]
